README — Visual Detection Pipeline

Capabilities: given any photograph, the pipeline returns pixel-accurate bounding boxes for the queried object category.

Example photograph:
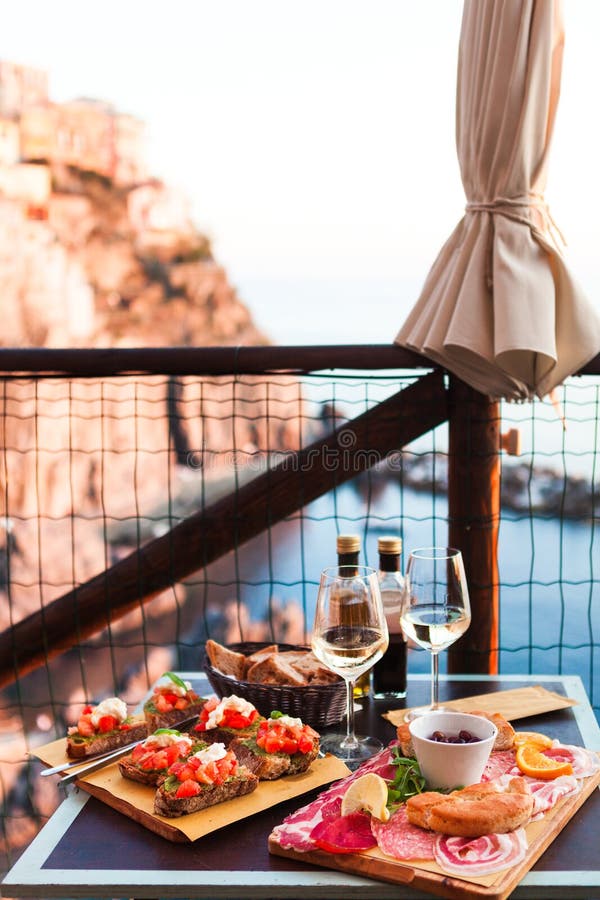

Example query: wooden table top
[2,673,599,899]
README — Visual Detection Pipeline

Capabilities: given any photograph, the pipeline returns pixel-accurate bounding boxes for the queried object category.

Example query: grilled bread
[153,742,258,817]
[118,729,198,786]
[66,697,148,759]
[228,713,320,780]
[406,777,533,837]
[143,672,207,731]
[193,695,264,747]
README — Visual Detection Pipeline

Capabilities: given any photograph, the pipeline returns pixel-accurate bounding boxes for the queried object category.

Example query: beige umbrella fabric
[396,0,600,401]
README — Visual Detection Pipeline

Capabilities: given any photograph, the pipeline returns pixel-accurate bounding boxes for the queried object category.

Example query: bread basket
[203,641,347,730]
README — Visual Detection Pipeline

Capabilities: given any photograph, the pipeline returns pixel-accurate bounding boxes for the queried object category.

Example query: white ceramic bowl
[408,711,497,790]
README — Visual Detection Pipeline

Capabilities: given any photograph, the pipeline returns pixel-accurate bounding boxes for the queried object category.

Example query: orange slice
[513,731,553,750]
[516,743,573,780]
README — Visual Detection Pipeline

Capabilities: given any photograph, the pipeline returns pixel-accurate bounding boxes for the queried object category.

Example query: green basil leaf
[164,672,187,689]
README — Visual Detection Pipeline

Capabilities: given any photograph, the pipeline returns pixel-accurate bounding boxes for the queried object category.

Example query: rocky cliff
[0,166,304,630]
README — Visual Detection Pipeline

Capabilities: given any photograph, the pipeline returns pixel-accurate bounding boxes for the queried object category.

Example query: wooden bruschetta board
[269,764,600,900]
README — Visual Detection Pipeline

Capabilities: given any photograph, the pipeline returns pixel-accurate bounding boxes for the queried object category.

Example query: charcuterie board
[268,754,600,900]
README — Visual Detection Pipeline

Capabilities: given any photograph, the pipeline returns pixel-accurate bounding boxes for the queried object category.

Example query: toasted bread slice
[154,767,258,817]
[205,640,247,680]
[118,756,164,786]
[279,650,340,684]
[246,654,307,686]
[468,710,516,750]
[66,719,148,759]
[229,735,319,780]
[245,644,279,672]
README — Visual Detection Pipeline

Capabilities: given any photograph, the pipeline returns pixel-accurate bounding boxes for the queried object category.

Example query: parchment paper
[384,685,577,727]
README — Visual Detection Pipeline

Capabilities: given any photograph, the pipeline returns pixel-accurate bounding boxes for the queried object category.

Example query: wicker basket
[203,641,347,730]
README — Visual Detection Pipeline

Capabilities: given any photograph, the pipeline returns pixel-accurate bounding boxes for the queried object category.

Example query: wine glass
[400,547,471,721]
[311,565,389,767]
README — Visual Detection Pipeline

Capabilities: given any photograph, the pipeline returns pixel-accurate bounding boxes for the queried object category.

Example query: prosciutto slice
[371,807,435,861]
[481,750,517,782]
[543,744,600,779]
[434,828,528,877]
[527,775,580,816]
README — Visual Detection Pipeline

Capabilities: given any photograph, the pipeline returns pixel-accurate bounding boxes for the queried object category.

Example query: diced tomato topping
[76,715,95,737]
[155,693,173,713]
[166,744,182,766]
[194,767,214,784]
[167,749,237,788]
[256,719,317,755]
[97,715,119,733]
[195,699,258,732]
[175,764,197,783]
[82,705,93,715]
[119,723,131,731]
[175,779,201,798]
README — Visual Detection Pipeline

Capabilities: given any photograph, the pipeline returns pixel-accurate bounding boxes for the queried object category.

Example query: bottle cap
[378,536,402,555]
[336,534,360,554]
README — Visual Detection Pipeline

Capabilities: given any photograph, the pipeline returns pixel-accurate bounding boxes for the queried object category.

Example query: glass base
[319,733,383,770]
[403,704,450,722]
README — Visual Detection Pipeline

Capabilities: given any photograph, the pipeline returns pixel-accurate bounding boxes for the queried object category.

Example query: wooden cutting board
[269,764,600,900]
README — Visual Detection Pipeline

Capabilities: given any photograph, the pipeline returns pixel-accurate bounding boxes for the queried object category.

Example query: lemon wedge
[341,772,390,822]
[513,731,553,750]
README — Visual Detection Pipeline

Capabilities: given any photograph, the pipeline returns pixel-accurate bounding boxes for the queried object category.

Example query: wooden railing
[1,345,598,690]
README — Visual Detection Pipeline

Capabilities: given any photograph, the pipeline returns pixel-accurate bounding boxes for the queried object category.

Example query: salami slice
[543,744,600,779]
[434,828,528,877]
[371,806,435,861]
[481,750,518,782]
[527,775,580,815]
[310,811,377,854]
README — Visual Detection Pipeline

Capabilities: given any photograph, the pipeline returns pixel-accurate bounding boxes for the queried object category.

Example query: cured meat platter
[268,742,600,900]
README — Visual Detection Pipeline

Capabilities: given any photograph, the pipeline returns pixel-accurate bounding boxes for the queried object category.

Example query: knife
[40,713,200,779]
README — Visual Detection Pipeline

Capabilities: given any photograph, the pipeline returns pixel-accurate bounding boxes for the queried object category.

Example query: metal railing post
[447,375,500,674]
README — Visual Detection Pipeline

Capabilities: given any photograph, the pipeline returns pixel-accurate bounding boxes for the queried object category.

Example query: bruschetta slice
[118,728,200,785]
[153,742,258,817]
[143,672,207,731]
[192,695,264,746]
[228,711,320,780]
[66,697,148,759]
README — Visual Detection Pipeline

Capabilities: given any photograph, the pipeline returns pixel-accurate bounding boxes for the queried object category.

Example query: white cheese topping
[147,732,193,750]
[204,695,256,730]
[192,742,228,764]
[90,697,128,727]
[268,714,303,729]
[154,676,192,697]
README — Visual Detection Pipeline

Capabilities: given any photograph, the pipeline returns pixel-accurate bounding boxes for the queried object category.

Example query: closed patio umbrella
[396,0,600,401]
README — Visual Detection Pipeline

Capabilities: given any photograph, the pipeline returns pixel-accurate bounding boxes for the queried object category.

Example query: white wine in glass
[401,547,471,720]
[311,565,388,767]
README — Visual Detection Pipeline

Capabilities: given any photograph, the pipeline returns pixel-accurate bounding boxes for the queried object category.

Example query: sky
[1,0,600,343]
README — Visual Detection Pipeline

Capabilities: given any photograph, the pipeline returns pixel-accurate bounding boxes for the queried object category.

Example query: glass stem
[341,678,359,749]
[431,652,439,710]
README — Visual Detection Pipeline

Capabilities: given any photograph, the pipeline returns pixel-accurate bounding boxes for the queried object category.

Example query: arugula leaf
[387,747,426,807]
[164,672,187,689]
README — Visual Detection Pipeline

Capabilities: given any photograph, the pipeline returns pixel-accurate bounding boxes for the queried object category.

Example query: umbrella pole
[447,376,500,674]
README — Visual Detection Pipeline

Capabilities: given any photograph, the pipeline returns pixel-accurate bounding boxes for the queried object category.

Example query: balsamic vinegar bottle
[372,536,407,699]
